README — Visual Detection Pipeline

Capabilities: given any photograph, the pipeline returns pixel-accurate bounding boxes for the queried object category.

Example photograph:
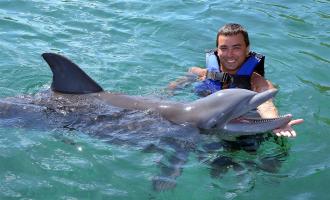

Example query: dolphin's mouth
[229,115,289,124]
[223,114,292,134]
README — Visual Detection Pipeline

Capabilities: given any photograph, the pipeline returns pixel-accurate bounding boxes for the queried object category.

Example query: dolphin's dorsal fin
[42,53,103,94]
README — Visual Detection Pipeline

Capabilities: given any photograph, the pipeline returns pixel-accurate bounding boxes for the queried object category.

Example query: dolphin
[41,52,292,137]
[0,52,292,191]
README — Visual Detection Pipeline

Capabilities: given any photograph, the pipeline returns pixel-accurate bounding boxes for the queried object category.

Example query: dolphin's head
[219,89,292,136]
[223,88,278,121]
[190,88,291,136]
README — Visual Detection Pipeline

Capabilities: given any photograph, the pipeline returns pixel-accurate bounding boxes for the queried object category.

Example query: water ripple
[299,51,330,64]
[0,0,330,199]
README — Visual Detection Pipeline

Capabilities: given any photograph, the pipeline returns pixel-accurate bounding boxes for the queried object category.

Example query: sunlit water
[0,0,329,199]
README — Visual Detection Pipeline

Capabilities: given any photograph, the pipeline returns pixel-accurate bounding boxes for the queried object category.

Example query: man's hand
[251,73,304,138]
[189,67,207,80]
[273,119,304,137]
[168,67,207,90]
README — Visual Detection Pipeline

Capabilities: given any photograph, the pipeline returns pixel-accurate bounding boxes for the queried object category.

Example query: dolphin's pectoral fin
[152,176,177,192]
[150,126,200,191]
[152,150,189,191]
[42,53,103,94]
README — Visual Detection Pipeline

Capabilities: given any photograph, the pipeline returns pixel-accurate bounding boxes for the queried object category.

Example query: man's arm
[251,72,304,137]
[167,67,206,89]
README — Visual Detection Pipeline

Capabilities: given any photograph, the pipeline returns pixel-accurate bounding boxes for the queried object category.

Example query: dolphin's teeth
[232,115,290,125]
[251,117,282,124]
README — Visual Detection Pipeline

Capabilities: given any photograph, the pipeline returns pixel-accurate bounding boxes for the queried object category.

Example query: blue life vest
[194,51,265,96]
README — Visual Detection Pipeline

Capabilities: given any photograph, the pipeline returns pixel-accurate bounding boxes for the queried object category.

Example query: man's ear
[246,46,250,56]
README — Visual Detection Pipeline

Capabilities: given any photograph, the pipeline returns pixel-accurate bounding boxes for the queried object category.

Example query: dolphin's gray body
[0,53,292,191]
[41,53,291,137]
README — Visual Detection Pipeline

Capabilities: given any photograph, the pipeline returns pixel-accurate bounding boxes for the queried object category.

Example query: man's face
[217,33,249,73]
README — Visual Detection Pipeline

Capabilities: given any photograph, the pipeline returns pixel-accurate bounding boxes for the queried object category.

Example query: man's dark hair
[216,23,250,47]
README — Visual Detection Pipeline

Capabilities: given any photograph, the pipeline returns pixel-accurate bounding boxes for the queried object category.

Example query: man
[169,23,303,137]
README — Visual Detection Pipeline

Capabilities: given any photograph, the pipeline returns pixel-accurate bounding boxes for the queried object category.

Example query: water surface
[0,0,329,199]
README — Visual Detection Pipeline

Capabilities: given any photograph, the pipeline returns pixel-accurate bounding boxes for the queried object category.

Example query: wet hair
[216,23,250,47]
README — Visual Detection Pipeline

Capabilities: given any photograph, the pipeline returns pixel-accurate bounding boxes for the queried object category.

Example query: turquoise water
[0,0,329,199]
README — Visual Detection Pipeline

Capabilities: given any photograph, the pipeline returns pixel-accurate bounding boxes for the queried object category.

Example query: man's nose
[227,48,235,57]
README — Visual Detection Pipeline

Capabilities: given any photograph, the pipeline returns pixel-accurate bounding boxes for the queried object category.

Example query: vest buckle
[221,72,234,85]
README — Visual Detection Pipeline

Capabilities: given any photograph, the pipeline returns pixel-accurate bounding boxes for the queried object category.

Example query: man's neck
[220,66,238,75]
